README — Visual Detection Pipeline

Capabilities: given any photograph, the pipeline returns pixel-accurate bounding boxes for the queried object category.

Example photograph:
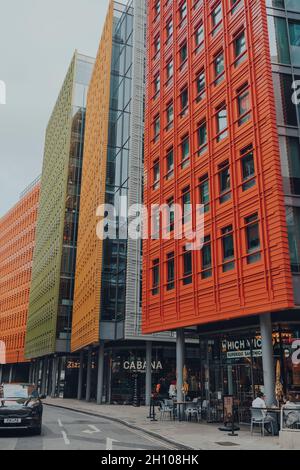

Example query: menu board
[223,395,234,423]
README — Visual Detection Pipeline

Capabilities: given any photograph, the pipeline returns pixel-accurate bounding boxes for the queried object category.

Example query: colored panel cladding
[25,53,93,359]
[71,2,114,352]
[142,0,295,334]
[0,183,40,364]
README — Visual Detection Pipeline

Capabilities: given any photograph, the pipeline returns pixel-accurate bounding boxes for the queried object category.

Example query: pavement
[42,398,282,450]
[0,405,175,450]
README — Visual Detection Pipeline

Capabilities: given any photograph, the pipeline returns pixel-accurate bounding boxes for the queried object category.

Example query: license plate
[4,418,21,424]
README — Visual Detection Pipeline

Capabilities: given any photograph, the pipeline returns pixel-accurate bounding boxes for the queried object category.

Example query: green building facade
[25,52,94,359]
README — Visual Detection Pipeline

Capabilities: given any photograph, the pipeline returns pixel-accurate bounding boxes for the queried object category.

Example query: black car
[0,383,44,435]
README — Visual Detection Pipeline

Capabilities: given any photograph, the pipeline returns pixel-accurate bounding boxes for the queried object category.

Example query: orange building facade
[143,0,296,335]
[0,181,40,367]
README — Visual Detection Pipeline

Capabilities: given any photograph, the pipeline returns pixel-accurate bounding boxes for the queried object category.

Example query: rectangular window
[179,1,187,21]
[279,136,300,195]
[216,105,228,142]
[195,23,204,49]
[166,60,174,80]
[222,225,235,272]
[180,87,189,116]
[154,74,160,96]
[167,197,175,232]
[219,160,231,203]
[167,252,175,290]
[197,121,207,154]
[214,52,225,85]
[180,42,188,65]
[289,20,300,67]
[166,102,174,129]
[153,159,160,190]
[286,206,300,273]
[241,145,255,191]
[245,214,261,264]
[212,3,222,35]
[181,135,190,168]
[154,0,160,17]
[196,70,205,101]
[153,115,160,142]
[234,31,247,66]
[166,147,174,180]
[182,186,191,225]
[152,259,160,295]
[199,174,210,213]
[183,246,193,285]
[202,235,212,278]
[166,19,173,40]
[237,85,250,126]
[154,36,160,55]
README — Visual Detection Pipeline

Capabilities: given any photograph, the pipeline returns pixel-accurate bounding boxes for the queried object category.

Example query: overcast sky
[0,0,110,217]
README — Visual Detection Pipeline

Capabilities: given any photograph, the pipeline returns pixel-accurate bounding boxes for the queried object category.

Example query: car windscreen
[0,384,30,399]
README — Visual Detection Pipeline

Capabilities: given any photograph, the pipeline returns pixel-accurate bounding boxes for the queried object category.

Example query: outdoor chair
[159,400,173,421]
[250,407,274,436]
[185,403,201,422]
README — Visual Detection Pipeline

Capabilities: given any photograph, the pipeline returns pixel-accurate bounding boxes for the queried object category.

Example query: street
[0,405,174,450]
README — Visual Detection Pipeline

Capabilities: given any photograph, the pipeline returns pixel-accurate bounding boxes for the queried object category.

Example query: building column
[28,362,33,383]
[227,365,233,396]
[176,328,185,402]
[85,347,92,402]
[145,341,152,406]
[41,358,48,396]
[260,313,276,406]
[8,364,14,383]
[96,342,105,405]
[0,365,3,383]
[51,357,58,398]
[77,351,84,400]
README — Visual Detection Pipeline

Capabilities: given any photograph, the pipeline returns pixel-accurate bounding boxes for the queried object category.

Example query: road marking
[61,430,70,446]
[83,424,101,434]
[58,419,63,428]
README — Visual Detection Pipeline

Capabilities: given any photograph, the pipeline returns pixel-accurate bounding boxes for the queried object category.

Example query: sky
[0,0,110,217]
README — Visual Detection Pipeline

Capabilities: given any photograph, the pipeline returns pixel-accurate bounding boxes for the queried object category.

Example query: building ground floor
[2,310,299,425]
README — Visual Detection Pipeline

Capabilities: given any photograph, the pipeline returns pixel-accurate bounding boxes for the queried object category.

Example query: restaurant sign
[123,361,163,372]
[222,338,262,359]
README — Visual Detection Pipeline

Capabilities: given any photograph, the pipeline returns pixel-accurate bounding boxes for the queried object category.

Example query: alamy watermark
[0,80,6,105]
[96,198,205,251]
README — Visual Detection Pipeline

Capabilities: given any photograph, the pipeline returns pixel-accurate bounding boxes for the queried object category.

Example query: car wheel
[32,425,42,436]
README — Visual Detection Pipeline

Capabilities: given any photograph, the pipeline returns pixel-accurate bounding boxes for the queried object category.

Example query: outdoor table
[173,401,188,422]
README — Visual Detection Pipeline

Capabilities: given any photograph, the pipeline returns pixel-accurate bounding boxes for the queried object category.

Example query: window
[166,102,174,129]
[167,197,175,232]
[152,259,160,295]
[201,235,212,278]
[273,73,298,127]
[197,121,207,154]
[179,1,187,22]
[212,3,222,35]
[237,84,250,125]
[154,74,160,96]
[216,105,228,141]
[166,147,174,179]
[181,135,190,168]
[268,16,291,65]
[195,23,204,49]
[182,186,191,225]
[241,145,255,191]
[154,0,160,17]
[199,174,210,213]
[289,20,300,67]
[286,206,300,273]
[166,19,173,40]
[166,59,174,81]
[153,115,160,141]
[154,36,160,55]
[196,70,205,101]
[231,0,242,14]
[245,214,261,263]
[180,87,189,116]
[214,52,225,85]
[279,136,300,195]
[222,225,235,272]
[219,160,231,203]
[183,246,192,285]
[167,252,175,290]
[180,42,188,65]
[153,159,160,190]
[234,31,247,66]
